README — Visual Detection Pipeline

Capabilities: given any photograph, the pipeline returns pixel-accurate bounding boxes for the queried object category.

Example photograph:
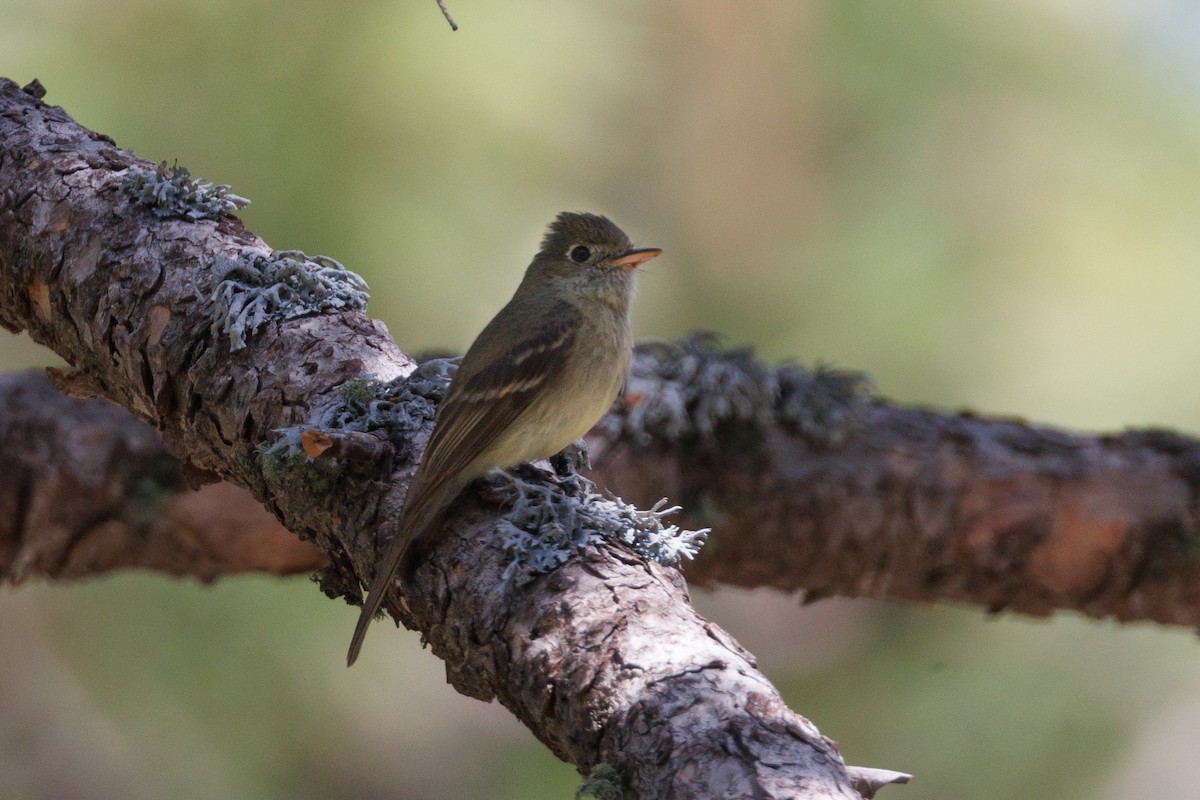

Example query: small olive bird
[346,212,661,666]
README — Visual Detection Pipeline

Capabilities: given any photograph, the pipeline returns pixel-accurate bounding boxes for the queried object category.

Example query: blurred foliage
[5,0,1200,798]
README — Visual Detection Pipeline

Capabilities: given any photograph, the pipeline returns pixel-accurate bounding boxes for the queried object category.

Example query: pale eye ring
[568,245,591,264]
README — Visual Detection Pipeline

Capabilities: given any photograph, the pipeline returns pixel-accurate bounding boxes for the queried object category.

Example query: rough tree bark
[594,408,1200,628]
[0,78,913,799]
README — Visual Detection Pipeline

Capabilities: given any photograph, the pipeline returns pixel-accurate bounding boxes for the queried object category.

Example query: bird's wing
[420,302,580,480]
[345,304,582,666]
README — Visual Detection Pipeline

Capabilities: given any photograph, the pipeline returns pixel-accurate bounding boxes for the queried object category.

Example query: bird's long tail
[346,474,468,666]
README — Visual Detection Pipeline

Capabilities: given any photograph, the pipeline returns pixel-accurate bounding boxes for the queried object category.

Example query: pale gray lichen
[258,359,454,502]
[606,332,872,449]
[482,471,708,586]
[613,333,772,446]
[211,249,370,351]
[265,359,457,463]
[775,362,873,447]
[120,161,249,221]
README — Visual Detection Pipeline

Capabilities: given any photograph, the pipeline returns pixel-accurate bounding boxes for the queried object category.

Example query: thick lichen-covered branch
[0,77,880,799]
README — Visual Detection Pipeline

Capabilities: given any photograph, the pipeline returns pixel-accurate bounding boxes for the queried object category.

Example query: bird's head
[528,211,662,308]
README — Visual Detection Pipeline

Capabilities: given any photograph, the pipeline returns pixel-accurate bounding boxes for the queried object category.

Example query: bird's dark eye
[569,245,591,264]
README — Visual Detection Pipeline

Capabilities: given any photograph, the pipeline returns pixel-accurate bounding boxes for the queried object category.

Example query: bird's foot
[510,462,554,484]
[550,439,593,496]
[550,438,590,477]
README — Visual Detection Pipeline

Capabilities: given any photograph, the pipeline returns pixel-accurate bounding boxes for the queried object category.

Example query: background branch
[0,369,322,582]
[591,400,1200,628]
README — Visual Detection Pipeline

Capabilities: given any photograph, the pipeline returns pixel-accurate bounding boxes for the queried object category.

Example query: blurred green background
[4,0,1200,798]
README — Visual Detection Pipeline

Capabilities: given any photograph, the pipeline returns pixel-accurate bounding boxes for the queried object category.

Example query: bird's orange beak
[611,247,662,270]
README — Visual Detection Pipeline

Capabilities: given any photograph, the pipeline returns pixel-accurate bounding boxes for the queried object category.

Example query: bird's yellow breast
[479,314,629,470]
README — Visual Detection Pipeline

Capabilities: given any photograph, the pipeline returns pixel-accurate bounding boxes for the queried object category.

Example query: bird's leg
[550,438,593,496]
[510,462,554,484]
[550,438,590,478]
[489,438,592,502]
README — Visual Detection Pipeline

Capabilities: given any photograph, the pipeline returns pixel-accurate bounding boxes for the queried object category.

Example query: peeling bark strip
[0,78,887,797]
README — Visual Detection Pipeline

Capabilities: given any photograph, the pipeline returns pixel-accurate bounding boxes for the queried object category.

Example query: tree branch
[11,340,1200,635]
[590,395,1200,629]
[0,78,897,798]
[0,369,323,581]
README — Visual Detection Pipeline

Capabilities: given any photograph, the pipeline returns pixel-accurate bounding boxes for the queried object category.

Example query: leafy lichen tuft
[607,332,872,449]
[210,249,370,351]
[775,362,873,447]
[481,471,708,587]
[338,376,381,406]
[610,333,772,446]
[120,161,249,221]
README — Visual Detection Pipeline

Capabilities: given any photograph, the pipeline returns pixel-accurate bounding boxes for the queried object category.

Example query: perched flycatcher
[346,212,661,666]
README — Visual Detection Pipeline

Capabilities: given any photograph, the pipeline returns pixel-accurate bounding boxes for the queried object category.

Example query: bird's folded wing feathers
[419,303,580,480]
